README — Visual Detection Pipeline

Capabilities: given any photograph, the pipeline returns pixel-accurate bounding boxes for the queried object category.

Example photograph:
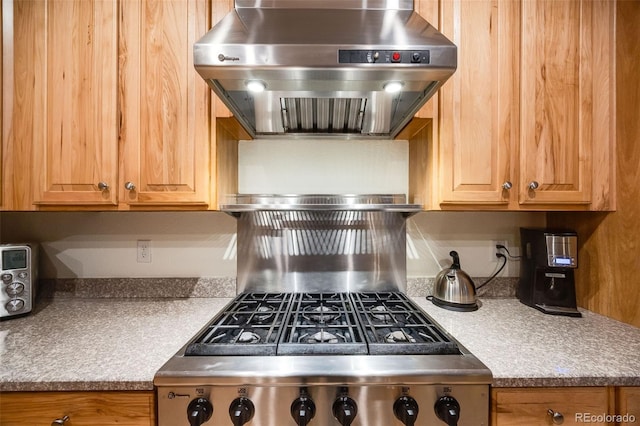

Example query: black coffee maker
[517,228,581,317]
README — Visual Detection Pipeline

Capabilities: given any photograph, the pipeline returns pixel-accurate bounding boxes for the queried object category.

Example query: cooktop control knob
[291,391,316,426]
[332,394,358,426]
[187,397,213,426]
[394,395,419,426]
[434,395,461,426]
[229,397,255,426]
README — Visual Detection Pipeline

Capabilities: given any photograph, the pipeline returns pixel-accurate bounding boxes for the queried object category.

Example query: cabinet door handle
[528,181,539,190]
[547,409,564,424]
[502,181,513,190]
[51,415,70,426]
[124,181,136,191]
[97,182,110,191]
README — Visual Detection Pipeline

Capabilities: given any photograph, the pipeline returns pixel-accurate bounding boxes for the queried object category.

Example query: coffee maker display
[517,228,581,317]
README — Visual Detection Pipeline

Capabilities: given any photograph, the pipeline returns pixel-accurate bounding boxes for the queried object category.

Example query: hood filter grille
[280,98,367,134]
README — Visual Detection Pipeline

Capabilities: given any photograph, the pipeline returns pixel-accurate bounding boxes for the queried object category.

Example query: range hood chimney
[194,0,456,139]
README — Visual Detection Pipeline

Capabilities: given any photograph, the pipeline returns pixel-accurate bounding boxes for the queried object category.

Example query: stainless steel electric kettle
[429,251,479,312]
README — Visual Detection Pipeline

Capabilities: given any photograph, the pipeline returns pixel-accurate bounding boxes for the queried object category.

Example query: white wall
[0,211,544,279]
[0,212,237,279]
[406,211,544,278]
[238,139,409,195]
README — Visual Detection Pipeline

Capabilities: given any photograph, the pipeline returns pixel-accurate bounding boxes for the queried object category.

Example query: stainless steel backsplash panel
[236,210,407,293]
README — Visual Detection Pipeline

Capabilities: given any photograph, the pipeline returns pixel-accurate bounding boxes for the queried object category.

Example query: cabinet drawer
[0,391,154,426]
[492,387,613,426]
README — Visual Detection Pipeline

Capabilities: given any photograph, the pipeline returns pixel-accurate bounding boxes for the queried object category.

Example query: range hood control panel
[339,50,430,64]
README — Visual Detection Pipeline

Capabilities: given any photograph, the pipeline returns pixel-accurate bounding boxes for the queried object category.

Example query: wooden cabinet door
[38,0,119,206]
[0,391,155,426]
[492,387,613,426]
[438,0,518,206]
[617,387,640,422]
[518,0,614,207]
[23,0,119,207]
[119,0,210,209]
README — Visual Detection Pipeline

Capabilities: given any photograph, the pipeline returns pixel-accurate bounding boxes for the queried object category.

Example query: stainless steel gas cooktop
[155,292,491,426]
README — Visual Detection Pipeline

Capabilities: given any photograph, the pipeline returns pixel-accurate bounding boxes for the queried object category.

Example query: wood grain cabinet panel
[616,387,640,422]
[0,391,155,426]
[3,0,213,210]
[119,0,210,208]
[423,0,615,211]
[438,0,518,206]
[492,387,614,426]
[518,0,614,209]
[17,0,120,207]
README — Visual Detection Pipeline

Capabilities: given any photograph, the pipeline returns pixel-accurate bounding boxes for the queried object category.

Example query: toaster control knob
[229,397,254,426]
[332,395,357,426]
[5,299,25,312]
[6,282,25,296]
[394,395,419,426]
[187,397,213,426]
[434,396,460,426]
[291,392,316,426]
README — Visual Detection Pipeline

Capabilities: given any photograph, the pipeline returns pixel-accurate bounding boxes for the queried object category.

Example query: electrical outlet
[491,240,507,262]
[137,240,151,263]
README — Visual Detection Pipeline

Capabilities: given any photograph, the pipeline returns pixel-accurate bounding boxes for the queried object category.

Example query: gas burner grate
[350,292,460,355]
[278,293,368,355]
[185,292,459,356]
[185,293,293,356]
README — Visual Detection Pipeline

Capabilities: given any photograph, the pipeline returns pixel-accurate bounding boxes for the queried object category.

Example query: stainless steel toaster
[1,243,38,319]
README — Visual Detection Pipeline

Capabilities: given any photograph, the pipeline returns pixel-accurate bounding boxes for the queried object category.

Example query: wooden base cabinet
[616,388,640,423]
[0,391,155,426]
[492,387,615,426]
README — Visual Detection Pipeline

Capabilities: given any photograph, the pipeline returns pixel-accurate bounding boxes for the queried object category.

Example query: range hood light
[383,81,404,93]
[246,80,267,93]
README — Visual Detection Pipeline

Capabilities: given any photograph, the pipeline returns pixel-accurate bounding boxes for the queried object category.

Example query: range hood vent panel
[195,1,456,138]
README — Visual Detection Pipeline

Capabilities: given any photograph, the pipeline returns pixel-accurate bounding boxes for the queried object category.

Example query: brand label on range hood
[217,54,240,62]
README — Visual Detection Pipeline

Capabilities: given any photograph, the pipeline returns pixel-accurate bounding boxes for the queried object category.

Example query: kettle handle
[449,251,461,269]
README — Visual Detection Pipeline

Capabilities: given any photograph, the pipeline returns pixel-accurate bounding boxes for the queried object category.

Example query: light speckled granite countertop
[0,298,232,391]
[415,298,640,387]
[1,297,639,391]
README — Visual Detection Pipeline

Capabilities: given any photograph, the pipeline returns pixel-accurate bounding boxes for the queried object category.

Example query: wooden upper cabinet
[519,0,614,208]
[119,0,210,208]
[27,0,119,206]
[438,0,518,206]
[430,0,614,211]
[4,0,213,210]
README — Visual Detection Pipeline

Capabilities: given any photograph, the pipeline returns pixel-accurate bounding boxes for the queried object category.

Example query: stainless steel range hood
[194,0,456,139]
